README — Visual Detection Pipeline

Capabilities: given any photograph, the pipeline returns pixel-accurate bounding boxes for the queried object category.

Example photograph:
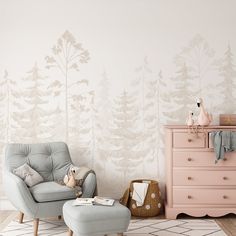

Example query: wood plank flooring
[216,214,236,236]
[0,211,235,235]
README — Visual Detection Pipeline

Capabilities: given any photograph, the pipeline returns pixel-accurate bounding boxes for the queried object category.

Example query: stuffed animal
[63,165,79,188]
[62,165,94,198]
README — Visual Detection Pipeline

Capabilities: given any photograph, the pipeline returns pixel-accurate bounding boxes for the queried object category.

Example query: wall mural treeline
[0,31,236,198]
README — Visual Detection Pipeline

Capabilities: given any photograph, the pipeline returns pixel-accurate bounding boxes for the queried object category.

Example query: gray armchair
[3,142,97,236]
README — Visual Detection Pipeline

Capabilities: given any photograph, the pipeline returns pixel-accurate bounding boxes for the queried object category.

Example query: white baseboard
[0,197,16,210]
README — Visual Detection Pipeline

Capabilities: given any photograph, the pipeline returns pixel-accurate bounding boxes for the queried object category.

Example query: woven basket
[128,179,162,217]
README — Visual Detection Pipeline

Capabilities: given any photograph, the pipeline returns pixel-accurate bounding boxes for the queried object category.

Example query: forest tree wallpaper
[0,0,236,202]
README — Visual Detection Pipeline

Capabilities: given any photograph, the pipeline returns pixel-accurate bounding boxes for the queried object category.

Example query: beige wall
[0,0,236,199]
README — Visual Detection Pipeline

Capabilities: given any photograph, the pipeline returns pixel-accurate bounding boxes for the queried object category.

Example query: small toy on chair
[62,165,86,197]
[64,166,77,188]
[196,98,213,126]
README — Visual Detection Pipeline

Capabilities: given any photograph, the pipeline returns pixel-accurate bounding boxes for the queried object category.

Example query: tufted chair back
[5,142,72,182]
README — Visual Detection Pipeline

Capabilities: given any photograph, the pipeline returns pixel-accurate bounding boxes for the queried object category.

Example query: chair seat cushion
[30,182,76,202]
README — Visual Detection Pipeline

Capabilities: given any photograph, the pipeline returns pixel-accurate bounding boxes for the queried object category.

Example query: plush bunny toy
[63,165,79,188]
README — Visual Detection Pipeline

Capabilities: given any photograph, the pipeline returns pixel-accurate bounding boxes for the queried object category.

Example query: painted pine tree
[144,74,158,162]
[158,71,179,125]
[69,82,93,166]
[157,71,180,181]
[0,71,20,196]
[49,106,64,141]
[175,34,215,97]
[131,57,158,174]
[47,76,64,140]
[217,45,236,113]
[109,91,144,187]
[170,36,215,124]
[94,71,111,172]
[45,30,90,142]
[72,89,97,168]
[93,71,113,194]
[12,63,52,142]
[131,57,152,128]
[0,70,22,142]
[170,63,196,123]
[70,92,89,143]
[89,91,97,168]
[0,70,21,196]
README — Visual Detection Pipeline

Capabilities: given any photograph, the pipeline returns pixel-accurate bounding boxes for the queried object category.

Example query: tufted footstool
[63,200,131,236]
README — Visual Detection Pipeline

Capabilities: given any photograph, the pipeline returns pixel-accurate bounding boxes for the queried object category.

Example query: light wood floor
[0,211,14,224]
[215,215,236,236]
[0,211,235,235]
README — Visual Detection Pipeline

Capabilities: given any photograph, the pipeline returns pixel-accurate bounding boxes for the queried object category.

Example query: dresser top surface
[164,125,236,129]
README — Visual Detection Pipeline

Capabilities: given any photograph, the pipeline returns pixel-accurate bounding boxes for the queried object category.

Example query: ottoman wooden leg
[68,228,73,236]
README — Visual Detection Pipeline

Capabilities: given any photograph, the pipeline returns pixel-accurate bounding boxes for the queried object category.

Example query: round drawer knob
[187,158,192,161]
[187,176,192,180]
[223,176,228,180]
[223,195,228,199]
[187,195,192,199]
[223,158,227,161]
[188,139,192,142]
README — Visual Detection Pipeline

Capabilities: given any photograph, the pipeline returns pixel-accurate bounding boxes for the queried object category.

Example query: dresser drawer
[173,170,236,186]
[173,151,236,167]
[173,189,236,205]
[173,132,206,148]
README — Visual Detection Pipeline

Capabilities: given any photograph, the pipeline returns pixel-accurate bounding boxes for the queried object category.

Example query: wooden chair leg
[58,215,62,220]
[33,218,39,236]
[19,212,24,223]
[68,228,73,236]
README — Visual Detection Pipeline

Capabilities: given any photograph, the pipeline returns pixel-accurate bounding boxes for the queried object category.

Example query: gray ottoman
[63,200,131,236]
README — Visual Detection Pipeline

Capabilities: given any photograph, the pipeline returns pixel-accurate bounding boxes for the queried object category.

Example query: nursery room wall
[0,0,236,206]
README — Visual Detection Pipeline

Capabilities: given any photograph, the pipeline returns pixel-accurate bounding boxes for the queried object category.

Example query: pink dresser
[165,125,236,219]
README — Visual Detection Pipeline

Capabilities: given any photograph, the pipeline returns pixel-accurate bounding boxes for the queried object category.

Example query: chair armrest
[3,171,38,217]
[81,172,97,198]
